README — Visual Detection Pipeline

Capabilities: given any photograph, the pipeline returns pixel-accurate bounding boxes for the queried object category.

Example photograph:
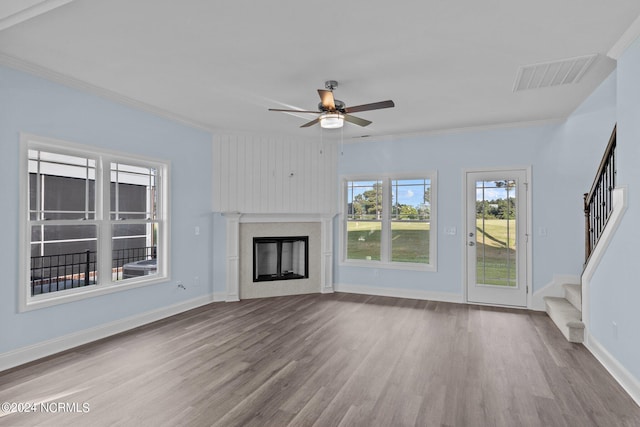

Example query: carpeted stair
[543,284,584,343]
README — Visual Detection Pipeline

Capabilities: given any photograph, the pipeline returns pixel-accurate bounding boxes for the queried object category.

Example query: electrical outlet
[612,321,618,339]
[194,276,200,287]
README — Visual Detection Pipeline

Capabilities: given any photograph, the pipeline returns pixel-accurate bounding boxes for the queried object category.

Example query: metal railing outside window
[30,246,157,295]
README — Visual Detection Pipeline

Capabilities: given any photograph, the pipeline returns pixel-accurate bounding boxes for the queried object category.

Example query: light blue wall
[336,125,551,294]
[537,72,618,273]
[0,66,214,353]
[336,74,616,297]
[588,36,640,381]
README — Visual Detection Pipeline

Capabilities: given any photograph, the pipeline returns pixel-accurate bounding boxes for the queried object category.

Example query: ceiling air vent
[513,54,598,92]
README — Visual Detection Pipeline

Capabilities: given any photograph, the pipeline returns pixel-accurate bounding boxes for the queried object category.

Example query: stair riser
[543,296,585,344]
[563,284,582,313]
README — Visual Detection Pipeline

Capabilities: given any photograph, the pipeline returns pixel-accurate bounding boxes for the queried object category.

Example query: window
[344,174,436,270]
[20,134,169,310]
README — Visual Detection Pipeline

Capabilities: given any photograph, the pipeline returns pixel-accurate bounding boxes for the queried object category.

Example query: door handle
[468,242,475,246]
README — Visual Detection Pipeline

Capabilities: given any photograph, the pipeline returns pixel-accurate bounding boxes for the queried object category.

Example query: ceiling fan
[269,80,395,129]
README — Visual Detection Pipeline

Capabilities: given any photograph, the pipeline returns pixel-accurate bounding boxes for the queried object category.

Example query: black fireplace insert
[253,236,309,282]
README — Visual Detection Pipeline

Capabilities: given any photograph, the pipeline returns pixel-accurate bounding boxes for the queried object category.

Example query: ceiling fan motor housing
[318,99,346,112]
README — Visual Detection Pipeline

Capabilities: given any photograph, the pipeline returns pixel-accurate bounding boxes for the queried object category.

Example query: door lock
[468,242,475,246]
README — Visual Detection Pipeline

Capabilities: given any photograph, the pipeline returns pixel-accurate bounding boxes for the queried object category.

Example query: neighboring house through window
[20,134,169,311]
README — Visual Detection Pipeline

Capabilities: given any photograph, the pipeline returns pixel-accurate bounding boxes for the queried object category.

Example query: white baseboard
[585,331,640,407]
[212,292,228,302]
[531,274,581,311]
[0,294,216,373]
[335,283,463,304]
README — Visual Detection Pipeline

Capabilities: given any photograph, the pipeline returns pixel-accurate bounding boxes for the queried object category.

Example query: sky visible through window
[476,181,513,201]
[347,180,430,206]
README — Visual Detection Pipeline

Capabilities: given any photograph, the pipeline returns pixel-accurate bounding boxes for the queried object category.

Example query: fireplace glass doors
[253,236,309,282]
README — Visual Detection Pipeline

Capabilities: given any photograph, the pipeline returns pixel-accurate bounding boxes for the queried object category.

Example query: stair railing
[584,124,616,265]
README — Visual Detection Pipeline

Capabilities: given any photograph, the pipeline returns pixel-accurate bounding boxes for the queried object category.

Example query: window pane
[111,163,157,220]
[42,175,96,220]
[28,150,96,220]
[347,180,382,220]
[30,225,97,296]
[346,221,382,261]
[391,178,431,263]
[391,178,430,221]
[475,180,517,286]
[391,222,430,263]
[112,223,158,281]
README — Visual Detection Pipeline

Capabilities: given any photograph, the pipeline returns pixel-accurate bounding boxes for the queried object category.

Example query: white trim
[335,283,463,304]
[0,294,215,373]
[608,14,640,60]
[237,212,335,223]
[582,187,627,329]
[0,0,74,32]
[346,118,567,144]
[585,331,640,407]
[222,212,241,302]
[212,292,228,302]
[320,215,336,294]
[531,274,581,311]
[341,259,432,272]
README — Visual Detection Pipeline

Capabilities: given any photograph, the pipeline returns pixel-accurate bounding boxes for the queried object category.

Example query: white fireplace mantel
[220,212,336,301]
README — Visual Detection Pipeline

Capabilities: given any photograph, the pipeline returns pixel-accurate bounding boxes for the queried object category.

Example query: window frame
[340,172,437,272]
[19,133,171,312]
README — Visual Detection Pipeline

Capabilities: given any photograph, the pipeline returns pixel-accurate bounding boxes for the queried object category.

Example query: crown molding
[608,14,640,60]
[0,53,215,132]
[0,0,75,32]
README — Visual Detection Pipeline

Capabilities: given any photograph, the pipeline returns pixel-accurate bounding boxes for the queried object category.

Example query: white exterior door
[466,169,528,307]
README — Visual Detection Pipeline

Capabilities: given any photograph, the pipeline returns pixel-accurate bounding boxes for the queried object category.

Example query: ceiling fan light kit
[269,80,395,130]
[319,113,344,129]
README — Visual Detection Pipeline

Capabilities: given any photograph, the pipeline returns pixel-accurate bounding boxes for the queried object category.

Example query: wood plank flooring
[1,293,639,426]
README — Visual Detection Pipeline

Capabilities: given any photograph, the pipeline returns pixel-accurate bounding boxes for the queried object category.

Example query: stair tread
[544,296,585,343]
[544,296,583,324]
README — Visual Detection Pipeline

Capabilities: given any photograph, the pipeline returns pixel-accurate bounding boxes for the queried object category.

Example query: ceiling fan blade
[300,117,320,128]
[343,114,372,127]
[318,89,336,110]
[344,100,395,114]
[269,108,319,113]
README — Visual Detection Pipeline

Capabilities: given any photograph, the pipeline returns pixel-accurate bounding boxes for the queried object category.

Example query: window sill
[21,275,170,312]
[339,259,435,272]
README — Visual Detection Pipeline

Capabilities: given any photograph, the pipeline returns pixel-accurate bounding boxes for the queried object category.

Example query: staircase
[545,125,617,344]
[543,284,584,343]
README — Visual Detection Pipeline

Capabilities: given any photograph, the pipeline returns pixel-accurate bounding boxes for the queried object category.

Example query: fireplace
[253,236,309,282]
[220,213,335,301]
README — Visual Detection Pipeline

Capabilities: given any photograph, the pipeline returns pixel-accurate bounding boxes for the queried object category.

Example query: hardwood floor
[1,293,639,426]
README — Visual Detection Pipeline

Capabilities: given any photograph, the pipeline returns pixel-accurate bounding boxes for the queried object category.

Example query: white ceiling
[1,0,640,140]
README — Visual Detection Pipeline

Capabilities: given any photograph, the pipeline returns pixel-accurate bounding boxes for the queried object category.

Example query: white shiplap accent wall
[213,135,337,214]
